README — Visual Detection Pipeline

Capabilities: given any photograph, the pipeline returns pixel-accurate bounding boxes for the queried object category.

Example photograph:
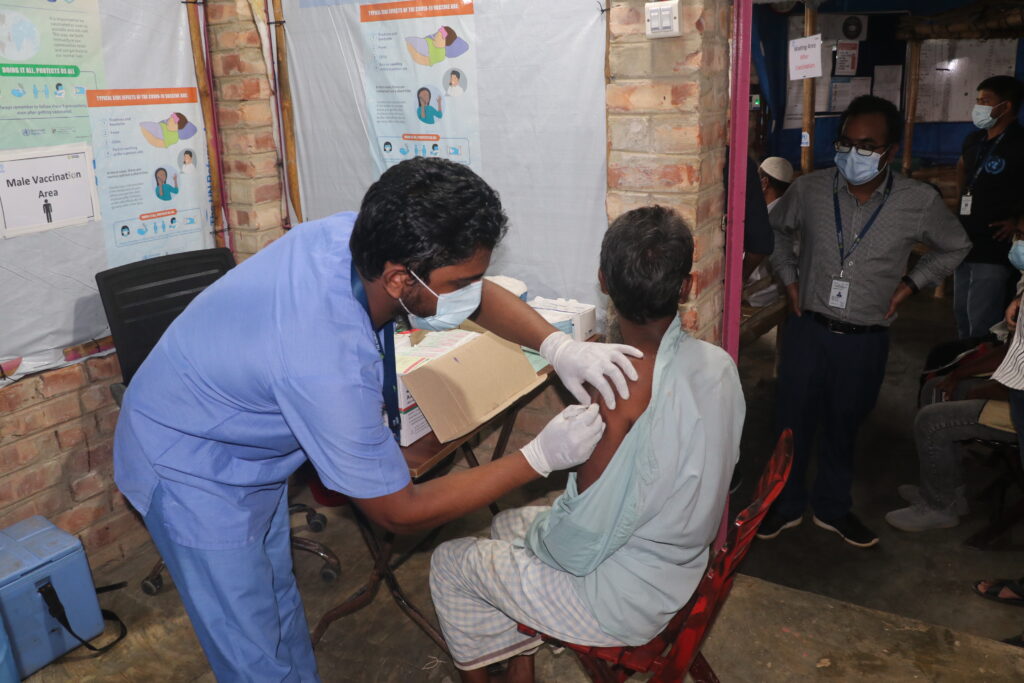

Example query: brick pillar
[606,0,731,343]
[207,0,285,259]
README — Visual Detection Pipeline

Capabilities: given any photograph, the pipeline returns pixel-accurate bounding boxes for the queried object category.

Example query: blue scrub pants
[145,484,319,681]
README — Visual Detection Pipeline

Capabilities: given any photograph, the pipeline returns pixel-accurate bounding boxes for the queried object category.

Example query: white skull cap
[759,157,794,184]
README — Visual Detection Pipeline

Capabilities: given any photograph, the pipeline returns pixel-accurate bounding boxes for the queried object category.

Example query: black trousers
[774,314,889,521]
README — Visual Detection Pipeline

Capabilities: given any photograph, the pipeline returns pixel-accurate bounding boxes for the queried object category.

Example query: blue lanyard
[351,262,401,442]
[833,170,894,275]
[966,131,1006,194]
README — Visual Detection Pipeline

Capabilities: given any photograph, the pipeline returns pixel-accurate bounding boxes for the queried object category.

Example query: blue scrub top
[113,212,411,549]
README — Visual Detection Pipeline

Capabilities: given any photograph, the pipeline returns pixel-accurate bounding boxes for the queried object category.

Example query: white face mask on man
[399,269,483,331]
[834,149,887,186]
[972,100,1008,130]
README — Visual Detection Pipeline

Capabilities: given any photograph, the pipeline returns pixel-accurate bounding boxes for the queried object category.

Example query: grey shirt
[770,168,971,327]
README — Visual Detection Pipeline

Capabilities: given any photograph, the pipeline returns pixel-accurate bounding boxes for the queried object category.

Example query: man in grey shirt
[758,95,971,548]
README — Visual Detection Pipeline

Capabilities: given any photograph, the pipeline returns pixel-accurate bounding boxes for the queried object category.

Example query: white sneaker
[885,503,959,532]
[896,484,968,516]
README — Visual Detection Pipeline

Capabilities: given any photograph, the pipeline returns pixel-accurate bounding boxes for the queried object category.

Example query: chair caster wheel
[306,512,327,533]
[141,575,164,595]
[320,566,339,583]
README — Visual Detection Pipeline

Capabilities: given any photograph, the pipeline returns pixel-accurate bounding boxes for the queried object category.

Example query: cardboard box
[529,297,597,341]
[395,325,545,445]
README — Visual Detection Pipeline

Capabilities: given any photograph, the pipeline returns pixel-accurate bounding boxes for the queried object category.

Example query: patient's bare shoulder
[575,356,655,493]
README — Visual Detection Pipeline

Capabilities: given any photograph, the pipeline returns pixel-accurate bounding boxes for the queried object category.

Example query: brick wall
[0,356,150,569]
[606,0,731,343]
[208,0,285,259]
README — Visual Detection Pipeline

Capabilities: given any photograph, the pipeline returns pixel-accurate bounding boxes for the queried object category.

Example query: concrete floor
[736,293,1024,644]
[27,293,1024,681]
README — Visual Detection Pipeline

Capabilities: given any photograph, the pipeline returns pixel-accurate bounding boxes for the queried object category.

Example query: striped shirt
[994,302,1024,389]
[770,168,971,327]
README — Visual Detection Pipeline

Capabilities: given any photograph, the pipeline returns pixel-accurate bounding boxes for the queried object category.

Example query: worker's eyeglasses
[833,139,889,156]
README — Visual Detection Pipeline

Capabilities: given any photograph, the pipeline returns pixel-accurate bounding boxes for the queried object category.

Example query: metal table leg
[310,504,449,655]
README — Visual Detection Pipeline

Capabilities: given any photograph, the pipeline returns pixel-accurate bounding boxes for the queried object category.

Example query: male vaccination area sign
[360,0,481,172]
[0,143,98,238]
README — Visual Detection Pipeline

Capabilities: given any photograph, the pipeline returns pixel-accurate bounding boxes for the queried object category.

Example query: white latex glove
[539,331,643,410]
[521,404,605,477]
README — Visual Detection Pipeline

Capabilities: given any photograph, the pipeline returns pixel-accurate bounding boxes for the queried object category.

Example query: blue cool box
[0,516,103,679]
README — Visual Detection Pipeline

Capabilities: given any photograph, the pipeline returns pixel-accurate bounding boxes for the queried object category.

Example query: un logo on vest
[985,156,1007,175]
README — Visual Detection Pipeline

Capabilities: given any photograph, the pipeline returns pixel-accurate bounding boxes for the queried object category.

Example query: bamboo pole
[271,0,304,225]
[902,40,922,177]
[186,3,226,248]
[800,6,817,174]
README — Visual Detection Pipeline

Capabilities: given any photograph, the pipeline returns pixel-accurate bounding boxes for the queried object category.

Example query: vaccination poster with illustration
[0,0,104,150]
[359,0,480,171]
[87,87,212,267]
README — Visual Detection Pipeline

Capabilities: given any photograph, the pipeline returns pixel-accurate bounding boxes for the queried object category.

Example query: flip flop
[972,578,1024,607]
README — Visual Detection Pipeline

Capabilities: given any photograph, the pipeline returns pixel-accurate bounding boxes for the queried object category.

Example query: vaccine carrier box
[0,516,103,679]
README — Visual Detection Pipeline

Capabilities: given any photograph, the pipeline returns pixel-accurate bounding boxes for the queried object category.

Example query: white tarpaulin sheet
[0,0,211,383]
[284,0,608,310]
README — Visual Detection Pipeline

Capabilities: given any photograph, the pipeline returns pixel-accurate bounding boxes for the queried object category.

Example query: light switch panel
[644,0,681,39]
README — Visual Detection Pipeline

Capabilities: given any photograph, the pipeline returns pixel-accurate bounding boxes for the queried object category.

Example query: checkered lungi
[429,506,625,671]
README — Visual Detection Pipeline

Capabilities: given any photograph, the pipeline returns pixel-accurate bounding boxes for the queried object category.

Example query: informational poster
[784,76,831,129]
[0,142,98,237]
[789,34,823,81]
[0,0,104,150]
[916,39,1017,123]
[872,64,903,110]
[88,87,210,267]
[285,0,607,317]
[834,41,859,77]
[830,76,871,112]
[359,0,480,171]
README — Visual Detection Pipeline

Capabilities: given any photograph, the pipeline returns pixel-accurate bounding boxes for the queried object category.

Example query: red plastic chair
[518,429,794,683]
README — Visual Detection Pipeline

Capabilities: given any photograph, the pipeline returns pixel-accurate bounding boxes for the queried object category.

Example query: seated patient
[429,206,746,682]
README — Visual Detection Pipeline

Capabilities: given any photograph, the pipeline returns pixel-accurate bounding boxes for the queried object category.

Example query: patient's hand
[576,354,656,493]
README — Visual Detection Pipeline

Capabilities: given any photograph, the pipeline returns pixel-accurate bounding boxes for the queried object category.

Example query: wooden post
[186,4,226,248]
[271,0,304,225]
[902,40,922,177]
[800,6,817,174]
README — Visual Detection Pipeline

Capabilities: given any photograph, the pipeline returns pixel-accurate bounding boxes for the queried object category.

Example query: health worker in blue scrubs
[113,157,642,681]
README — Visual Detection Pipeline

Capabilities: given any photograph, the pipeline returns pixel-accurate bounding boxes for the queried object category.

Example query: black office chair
[95,248,340,594]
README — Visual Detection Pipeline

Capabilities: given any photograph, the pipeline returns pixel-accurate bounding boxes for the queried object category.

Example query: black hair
[760,171,790,196]
[450,70,461,80]
[600,205,694,325]
[839,95,903,145]
[417,87,430,106]
[351,157,508,279]
[978,75,1024,115]
[154,167,167,184]
[183,150,193,159]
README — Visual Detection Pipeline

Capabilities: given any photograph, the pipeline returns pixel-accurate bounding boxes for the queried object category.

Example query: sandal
[1001,634,1024,649]
[972,578,1024,606]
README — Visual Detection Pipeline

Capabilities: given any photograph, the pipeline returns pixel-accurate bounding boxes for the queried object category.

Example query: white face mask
[835,149,886,186]
[973,104,998,130]
[400,270,483,331]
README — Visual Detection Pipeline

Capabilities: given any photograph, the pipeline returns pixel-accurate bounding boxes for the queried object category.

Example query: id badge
[829,278,850,310]
[960,194,973,216]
